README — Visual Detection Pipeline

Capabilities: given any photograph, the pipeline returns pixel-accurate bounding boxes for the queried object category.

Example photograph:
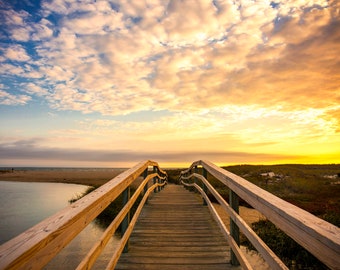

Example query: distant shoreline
[0,169,125,186]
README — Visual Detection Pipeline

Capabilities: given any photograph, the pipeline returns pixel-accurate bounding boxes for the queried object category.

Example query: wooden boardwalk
[1,160,338,270]
[116,184,237,270]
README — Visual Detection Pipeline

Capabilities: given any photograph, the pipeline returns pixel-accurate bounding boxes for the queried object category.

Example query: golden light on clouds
[0,0,339,167]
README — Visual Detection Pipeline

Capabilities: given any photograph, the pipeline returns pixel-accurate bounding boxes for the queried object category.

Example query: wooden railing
[0,160,167,270]
[1,159,339,270]
[180,160,340,270]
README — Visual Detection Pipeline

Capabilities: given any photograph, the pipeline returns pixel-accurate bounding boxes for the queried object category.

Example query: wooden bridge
[116,184,231,270]
[0,160,339,270]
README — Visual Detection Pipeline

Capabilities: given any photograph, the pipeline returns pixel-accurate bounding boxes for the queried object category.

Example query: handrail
[181,173,287,270]
[0,160,167,270]
[180,160,340,270]
[106,181,166,270]
[77,174,166,270]
[181,179,254,270]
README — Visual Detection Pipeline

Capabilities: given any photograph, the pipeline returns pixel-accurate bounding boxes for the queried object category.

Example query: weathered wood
[115,184,233,270]
[106,182,166,270]
[202,168,208,205]
[0,160,166,270]
[182,181,253,270]
[125,245,230,252]
[183,160,340,270]
[183,173,287,269]
[115,263,232,270]
[121,186,131,253]
[76,173,162,270]
[229,189,240,266]
[153,166,157,193]
[143,168,149,204]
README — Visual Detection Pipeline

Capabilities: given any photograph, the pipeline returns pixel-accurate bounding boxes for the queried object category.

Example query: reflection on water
[45,223,120,270]
[0,181,119,269]
[0,181,91,244]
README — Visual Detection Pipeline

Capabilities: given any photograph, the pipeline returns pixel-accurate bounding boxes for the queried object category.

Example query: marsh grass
[69,186,96,204]
[165,164,340,269]
[68,185,143,230]
[245,219,329,270]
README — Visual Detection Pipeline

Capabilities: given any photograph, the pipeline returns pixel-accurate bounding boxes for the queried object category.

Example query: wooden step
[115,184,234,270]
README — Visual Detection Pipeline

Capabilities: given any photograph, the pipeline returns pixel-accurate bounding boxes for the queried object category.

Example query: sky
[0,0,339,168]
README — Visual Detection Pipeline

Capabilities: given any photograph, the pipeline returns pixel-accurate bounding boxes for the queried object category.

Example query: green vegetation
[69,185,143,230]
[69,186,96,204]
[165,164,340,269]
[248,219,329,269]
[166,168,183,184]
[224,164,340,218]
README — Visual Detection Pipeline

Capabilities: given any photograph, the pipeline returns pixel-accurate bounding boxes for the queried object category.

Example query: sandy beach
[0,169,125,186]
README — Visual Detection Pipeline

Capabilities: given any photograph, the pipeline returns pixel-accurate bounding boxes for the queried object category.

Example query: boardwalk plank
[115,263,233,270]
[115,184,236,270]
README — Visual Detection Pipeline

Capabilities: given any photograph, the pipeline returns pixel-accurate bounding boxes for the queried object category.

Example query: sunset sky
[0,0,339,168]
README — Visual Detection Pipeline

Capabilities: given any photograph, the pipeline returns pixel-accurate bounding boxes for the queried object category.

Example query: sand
[213,203,266,228]
[213,203,270,270]
[0,169,125,186]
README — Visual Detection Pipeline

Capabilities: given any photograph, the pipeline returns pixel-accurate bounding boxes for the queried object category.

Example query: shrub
[246,219,330,269]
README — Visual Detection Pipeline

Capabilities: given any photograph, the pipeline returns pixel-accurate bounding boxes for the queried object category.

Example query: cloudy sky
[0,0,339,168]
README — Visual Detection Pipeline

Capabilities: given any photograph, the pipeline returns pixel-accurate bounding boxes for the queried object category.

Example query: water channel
[0,181,118,269]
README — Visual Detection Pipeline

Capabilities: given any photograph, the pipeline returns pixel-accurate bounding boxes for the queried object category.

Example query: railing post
[202,168,208,205]
[182,172,188,190]
[121,186,131,253]
[157,169,161,192]
[160,172,165,190]
[161,174,165,190]
[153,166,158,193]
[143,168,148,204]
[194,166,198,184]
[192,166,198,193]
[194,166,198,185]
[229,190,240,265]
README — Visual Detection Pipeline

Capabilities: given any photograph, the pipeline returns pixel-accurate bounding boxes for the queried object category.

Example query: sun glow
[0,0,339,167]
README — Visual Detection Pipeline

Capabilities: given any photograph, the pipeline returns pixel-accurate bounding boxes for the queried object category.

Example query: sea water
[0,180,119,269]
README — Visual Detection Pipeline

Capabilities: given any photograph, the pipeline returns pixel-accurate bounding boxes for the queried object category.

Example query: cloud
[162,0,226,46]
[0,8,31,41]
[1,101,338,166]
[0,63,26,76]
[8,26,31,42]
[0,140,304,165]
[2,8,27,25]
[322,106,340,133]
[62,5,124,35]
[72,105,336,153]
[0,89,31,105]
[4,45,31,62]
[31,19,54,41]
[0,0,339,124]
[22,83,49,96]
